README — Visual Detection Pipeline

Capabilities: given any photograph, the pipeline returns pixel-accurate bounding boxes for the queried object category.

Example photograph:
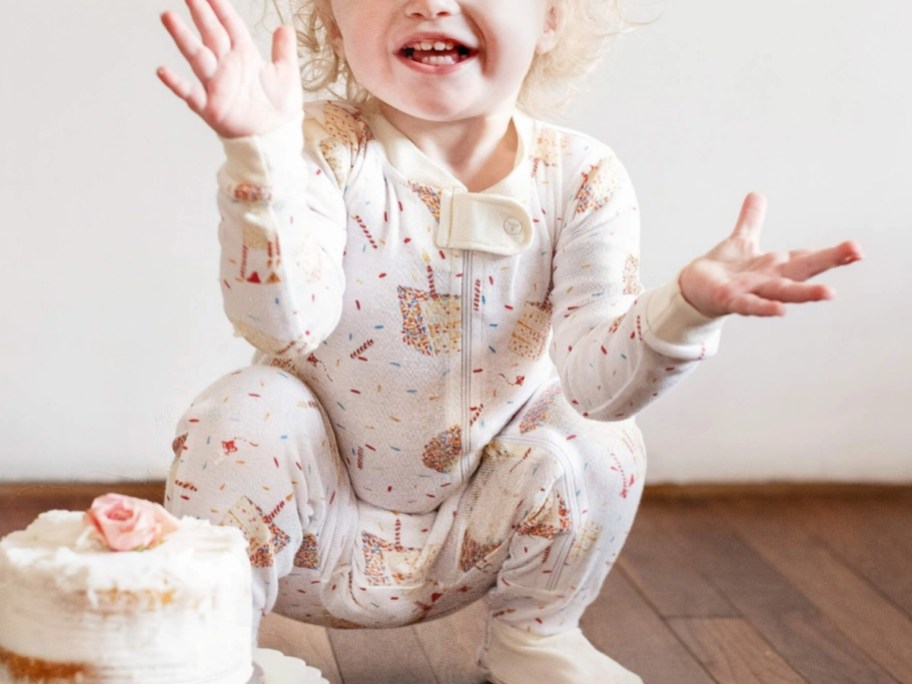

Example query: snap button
[503,217,523,236]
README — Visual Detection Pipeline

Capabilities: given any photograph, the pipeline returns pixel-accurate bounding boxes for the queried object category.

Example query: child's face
[328,0,561,122]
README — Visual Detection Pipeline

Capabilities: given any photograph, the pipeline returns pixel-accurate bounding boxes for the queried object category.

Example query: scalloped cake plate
[249,648,330,684]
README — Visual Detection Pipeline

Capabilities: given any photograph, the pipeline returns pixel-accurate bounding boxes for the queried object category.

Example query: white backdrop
[1,1,909,483]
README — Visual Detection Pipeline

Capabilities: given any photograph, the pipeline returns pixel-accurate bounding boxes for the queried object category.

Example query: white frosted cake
[0,496,254,684]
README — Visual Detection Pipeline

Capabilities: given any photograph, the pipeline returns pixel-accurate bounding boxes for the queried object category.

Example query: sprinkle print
[623,254,640,296]
[529,128,565,177]
[519,384,561,433]
[574,161,621,215]
[294,532,320,569]
[513,492,572,540]
[349,338,375,360]
[237,223,282,285]
[167,360,650,633]
[318,102,373,183]
[232,183,272,203]
[171,432,188,461]
[422,425,462,473]
[360,519,424,586]
[397,264,462,356]
[221,496,291,569]
[180,99,717,634]
[509,300,553,360]
[353,214,379,250]
[408,181,442,221]
[459,531,502,572]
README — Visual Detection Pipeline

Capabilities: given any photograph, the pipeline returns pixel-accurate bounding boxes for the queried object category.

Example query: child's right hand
[158,0,302,138]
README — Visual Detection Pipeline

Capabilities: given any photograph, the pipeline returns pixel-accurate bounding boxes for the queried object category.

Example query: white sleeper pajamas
[164,99,722,638]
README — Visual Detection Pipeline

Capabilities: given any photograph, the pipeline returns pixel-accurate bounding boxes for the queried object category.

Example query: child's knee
[166,364,332,512]
[574,424,646,510]
[520,426,645,547]
[172,365,325,457]
[178,364,321,430]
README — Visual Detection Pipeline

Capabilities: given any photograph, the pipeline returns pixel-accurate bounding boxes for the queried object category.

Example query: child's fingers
[729,292,786,317]
[206,0,251,47]
[729,192,767,250]
[780,241,863,282]
[272,25,297,68]
[187,0,230,59]
[754,279,834,304]
[161,11,218,82]
[156,66,207,115]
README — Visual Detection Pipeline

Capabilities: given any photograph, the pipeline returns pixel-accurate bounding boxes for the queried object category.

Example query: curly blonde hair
[271,0,652,119]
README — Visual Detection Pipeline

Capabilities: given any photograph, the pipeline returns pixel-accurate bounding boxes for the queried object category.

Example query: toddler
[157,1,862,682]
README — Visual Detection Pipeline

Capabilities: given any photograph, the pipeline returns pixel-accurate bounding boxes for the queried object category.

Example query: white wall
[1,1,909,483]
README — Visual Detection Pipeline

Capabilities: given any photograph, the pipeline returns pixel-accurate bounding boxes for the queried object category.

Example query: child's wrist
[219,113,305,183]
[642,280,726,358]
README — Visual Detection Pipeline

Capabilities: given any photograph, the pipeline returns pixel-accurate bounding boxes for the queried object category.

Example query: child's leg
[461,380,646,683]
[486,387,645,632]
[164,364,358,639]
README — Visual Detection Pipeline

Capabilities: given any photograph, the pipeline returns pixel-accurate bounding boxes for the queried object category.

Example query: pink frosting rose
[84,494,179,551]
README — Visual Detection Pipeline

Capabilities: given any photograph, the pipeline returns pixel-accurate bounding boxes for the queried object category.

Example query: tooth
[433,41,446,50]
[419,40,433,50]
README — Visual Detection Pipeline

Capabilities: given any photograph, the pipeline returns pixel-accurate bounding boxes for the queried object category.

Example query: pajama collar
[361,100,536,257]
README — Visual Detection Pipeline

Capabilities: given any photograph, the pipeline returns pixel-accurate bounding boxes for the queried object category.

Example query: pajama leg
[464,380,647,682]
[164,364,357,639]
[477,381,647,636]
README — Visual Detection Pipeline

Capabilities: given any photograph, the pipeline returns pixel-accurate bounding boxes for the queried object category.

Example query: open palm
[679,193,863,318]
[158,0,302,138]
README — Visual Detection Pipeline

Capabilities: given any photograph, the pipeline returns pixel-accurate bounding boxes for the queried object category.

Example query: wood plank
[0,481,165,506]
[619,502,738,618]
[258,613,343,684]
[412,599,488,684]
[795,497,912,618]
[648,499,898,684]
[721,498,912,683]
[643,484,912,501]
[581,566,715,683]
[668,617,806,684]
[329,624,438,684]
[0,482,165,536]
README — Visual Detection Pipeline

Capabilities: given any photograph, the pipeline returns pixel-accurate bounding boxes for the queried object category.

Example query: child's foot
[479,619,643,684]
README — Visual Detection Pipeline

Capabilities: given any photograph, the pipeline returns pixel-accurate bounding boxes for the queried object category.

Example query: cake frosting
[0,506,254,684]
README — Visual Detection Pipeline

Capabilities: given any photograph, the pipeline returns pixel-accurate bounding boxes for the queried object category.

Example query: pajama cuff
[642,280,725,360]
[219,113,306,186]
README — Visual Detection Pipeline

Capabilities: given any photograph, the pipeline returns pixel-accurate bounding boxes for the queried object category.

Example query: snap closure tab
[436,191,534,255]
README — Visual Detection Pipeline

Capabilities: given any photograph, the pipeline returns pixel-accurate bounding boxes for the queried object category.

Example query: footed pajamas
[165,99,723,637]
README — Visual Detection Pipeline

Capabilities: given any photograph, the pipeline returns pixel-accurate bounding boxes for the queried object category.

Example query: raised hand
[679,193,863,318]
[157,0,302,138]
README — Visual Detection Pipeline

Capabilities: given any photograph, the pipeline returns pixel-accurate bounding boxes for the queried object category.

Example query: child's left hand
[678,192,863,318]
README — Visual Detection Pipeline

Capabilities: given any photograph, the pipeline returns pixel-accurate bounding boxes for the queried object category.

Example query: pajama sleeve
[549,151,725,421]
[215,106,353,357]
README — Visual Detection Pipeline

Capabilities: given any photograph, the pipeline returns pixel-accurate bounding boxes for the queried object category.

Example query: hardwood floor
[1,483,910,683]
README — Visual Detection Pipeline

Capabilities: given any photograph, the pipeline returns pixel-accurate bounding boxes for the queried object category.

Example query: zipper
[459,250,474,485]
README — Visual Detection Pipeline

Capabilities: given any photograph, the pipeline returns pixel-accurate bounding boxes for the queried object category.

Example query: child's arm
[159,0,348,357]
[678,193,862,318]
[549,156,714,421]
[550,156,861,422]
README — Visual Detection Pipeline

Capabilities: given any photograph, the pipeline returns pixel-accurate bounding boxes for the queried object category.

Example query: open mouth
[400,40,474,66]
